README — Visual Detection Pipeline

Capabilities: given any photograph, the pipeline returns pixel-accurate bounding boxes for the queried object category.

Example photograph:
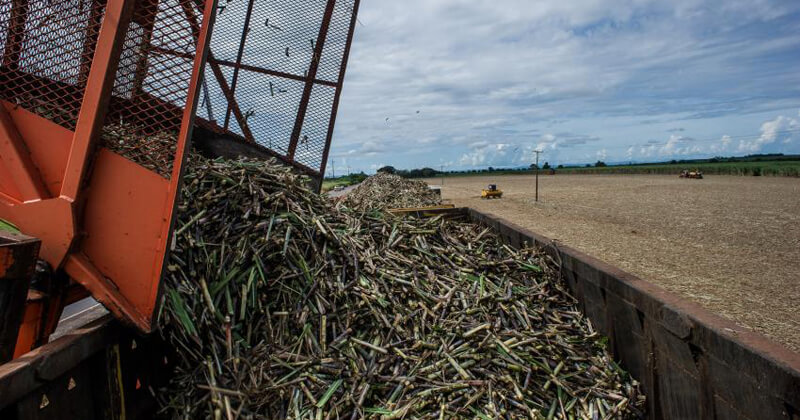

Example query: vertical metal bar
[130,0,158,104]
[60,0,135,200]
[318,0,360,189]
[1,0,28,69]
[223,0,256,130]
[0,232,40,363]
[180,0,255,141]
[78,0,105,84]
[201,77,215,123]
[287,0,337,161]
[149,0,218,330]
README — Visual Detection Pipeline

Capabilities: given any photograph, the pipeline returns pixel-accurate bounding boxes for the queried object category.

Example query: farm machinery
[481,183,503,199]
[679,169,704,179]
[0,0,360,417]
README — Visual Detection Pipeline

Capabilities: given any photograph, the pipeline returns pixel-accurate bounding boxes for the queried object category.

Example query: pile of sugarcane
[339,173,441,211]
[157,154,644,419]
[102,123,177,178]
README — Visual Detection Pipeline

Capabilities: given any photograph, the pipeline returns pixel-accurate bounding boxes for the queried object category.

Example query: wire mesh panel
[197,0,360,180]
[0,0,358,182]
[101,0,209,178]
[0,0,105,129]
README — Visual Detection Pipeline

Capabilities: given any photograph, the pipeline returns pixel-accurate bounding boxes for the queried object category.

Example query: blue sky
[326,0,800,174]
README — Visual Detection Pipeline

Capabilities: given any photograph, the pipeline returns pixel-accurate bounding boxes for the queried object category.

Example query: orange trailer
[0,0,361,361]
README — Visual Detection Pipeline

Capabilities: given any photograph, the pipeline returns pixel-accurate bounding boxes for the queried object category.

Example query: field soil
[428,174,800,352]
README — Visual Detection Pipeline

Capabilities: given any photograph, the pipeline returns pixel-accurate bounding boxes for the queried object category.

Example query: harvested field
[429,174,800,352]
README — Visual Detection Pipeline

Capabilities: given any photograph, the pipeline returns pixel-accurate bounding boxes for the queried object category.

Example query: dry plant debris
[339,173,441,211]
[157,155,644,419]
[102,123,177,178]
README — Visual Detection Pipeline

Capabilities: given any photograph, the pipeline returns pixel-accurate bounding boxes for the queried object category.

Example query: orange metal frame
[0,0,218,353]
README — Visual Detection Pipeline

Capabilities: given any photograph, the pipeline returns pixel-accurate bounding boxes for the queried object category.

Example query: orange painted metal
[0,0,219,340]
[74,148,171,329]
[1,102,72,197]
[0,105,48,202]
[60,0,134,202]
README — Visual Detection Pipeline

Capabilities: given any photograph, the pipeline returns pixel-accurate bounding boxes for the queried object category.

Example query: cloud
[737,112,800,152]
[328,1,800,171]
[709,135,732,153]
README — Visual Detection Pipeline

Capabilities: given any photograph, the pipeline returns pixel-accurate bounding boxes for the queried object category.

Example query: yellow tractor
[481,184,503,199]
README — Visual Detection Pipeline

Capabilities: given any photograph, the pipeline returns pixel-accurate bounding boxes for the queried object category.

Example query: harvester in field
[680,169,704,179]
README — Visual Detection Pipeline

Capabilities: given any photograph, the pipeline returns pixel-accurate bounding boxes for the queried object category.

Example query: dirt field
[427,174,800,352]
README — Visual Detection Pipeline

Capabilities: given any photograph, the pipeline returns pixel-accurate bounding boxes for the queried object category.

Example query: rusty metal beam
[151,0,220,332]
[130,0,158,103]
[178,0,255,143]
[287,0,337,161]
[319,0,361,187]
[223,0,256,130]
[60,0,135,200]
[149,46,338,88]
[0,105,49,201]
[2,0,28,69]
[78,0,105,85]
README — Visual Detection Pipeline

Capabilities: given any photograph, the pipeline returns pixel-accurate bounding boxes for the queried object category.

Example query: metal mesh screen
[0,0,358,181]
[102,0,209,178]
[197,0,360,178]
[0,0,105,129]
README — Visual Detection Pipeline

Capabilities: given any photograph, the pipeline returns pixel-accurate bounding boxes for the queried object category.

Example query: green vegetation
[386,154,800,179]
[555,159,800,177]
[322,172,368,192]
[0,219,19,233]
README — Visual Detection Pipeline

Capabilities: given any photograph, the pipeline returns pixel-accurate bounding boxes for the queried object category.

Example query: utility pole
[533,150,542,202]
[331,160,335,178]
[441,164,444,185]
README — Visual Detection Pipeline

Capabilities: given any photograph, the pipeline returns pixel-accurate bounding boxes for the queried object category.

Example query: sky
[326,0,800,174]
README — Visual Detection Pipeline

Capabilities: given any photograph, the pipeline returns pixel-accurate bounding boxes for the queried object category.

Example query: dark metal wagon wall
[467,209,800,420]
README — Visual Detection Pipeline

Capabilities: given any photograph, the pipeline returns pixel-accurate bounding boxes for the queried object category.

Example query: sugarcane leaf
[315,379,343,408]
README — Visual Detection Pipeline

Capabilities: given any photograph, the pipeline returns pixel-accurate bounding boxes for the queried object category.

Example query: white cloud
[328,1,800,171]
[737,112,800,152]
[709,135,732,153]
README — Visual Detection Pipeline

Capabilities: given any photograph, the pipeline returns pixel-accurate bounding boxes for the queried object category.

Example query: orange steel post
[60,0,135,202]
[150,0,219,330]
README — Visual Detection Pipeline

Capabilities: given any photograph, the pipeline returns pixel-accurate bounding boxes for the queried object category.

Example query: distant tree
[557,164,564,169]
[585,164,591,168]
[595,161,607,167]
[377,166,396,174]
[542,162,551,170]
[529,164,538,170]
[670,159,678,164]
[488,167,495,172]
[420,167,438,177]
